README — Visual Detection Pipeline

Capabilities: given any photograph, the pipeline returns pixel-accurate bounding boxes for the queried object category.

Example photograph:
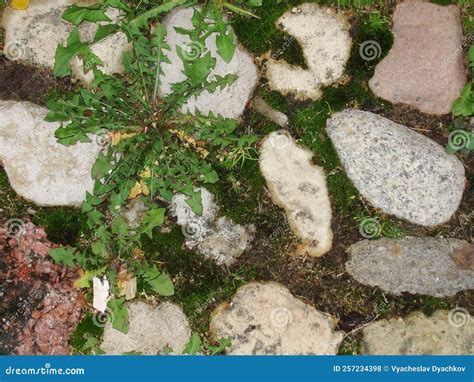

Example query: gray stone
[326,109,465,226]
[369,1,467,115]
[266,3,351,100]
[259,131,333,256]
[2,1,128,85]
[361,310,473,355]
[171,188,254,266]
[101,301,191,355]
[346,238,474,297]
[210,282,343,355]
[253,97,288,127]
[0,101,100,206]
[159,7,258,119]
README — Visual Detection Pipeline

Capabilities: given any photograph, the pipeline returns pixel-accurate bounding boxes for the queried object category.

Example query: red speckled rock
[0,221,84,355]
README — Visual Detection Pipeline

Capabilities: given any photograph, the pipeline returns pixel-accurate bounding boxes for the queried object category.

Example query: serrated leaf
[54,28,84,77]
[108,298,129,334]
[185,191,203,216]
[141,208,165,238]
[63,4,111,26]
[49,247,76,267]
[74,267,106,289]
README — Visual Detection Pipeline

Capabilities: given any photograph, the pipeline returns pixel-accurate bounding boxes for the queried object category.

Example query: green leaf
[54,28,83,77]
[92,152,115,179]
[452,83,474,117]
[141,264,175,296]
[62,4,111,26]
[146,273,174,296]
[93,24,118,43]
[49,247,76,267]
[108,298,129,334]
[216,30,235,63]
[74,267,106,288]
[183,333,201,355]
[103,0,131,12]
[185,190,203,216]
[127,0,188,32]
[141,208,165,239]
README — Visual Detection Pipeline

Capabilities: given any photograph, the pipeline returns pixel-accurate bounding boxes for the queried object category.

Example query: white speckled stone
[259,131,333,256]
[101,301,191,355]
[326,109,465,226]
[0,101,100,206]
[171,188,254,266]
[266,3,351,100]
[159,7,258,119]
[346,238,474,297]
[2,2,128,85]
[210,282,343,355]
[361,310,474,355]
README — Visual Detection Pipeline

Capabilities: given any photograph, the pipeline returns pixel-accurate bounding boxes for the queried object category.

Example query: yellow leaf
[112,131,138,146]
[74,267,106,289]
[140,180,150,196]
[11,0,29,10]
[140,167,151,178]
[128,181,142,199]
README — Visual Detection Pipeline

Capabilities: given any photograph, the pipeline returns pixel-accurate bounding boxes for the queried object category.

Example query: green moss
[419,297,450,316]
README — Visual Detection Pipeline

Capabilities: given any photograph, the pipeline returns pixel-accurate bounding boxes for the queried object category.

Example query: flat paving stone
[210,282,343,355]
[159,7,258,119]
[326,109,465,226]
[171,188,254,266]
[266,3,351,100]
[2,1,128,85]
[369,1,467,114]
[0,101,100,206]
[259,131,333,256]
[101,301,191,355]
[346,238,474,297]
[361,310,474,355]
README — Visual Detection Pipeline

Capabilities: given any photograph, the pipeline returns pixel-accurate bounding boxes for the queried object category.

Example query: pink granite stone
[369,1,468,115]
